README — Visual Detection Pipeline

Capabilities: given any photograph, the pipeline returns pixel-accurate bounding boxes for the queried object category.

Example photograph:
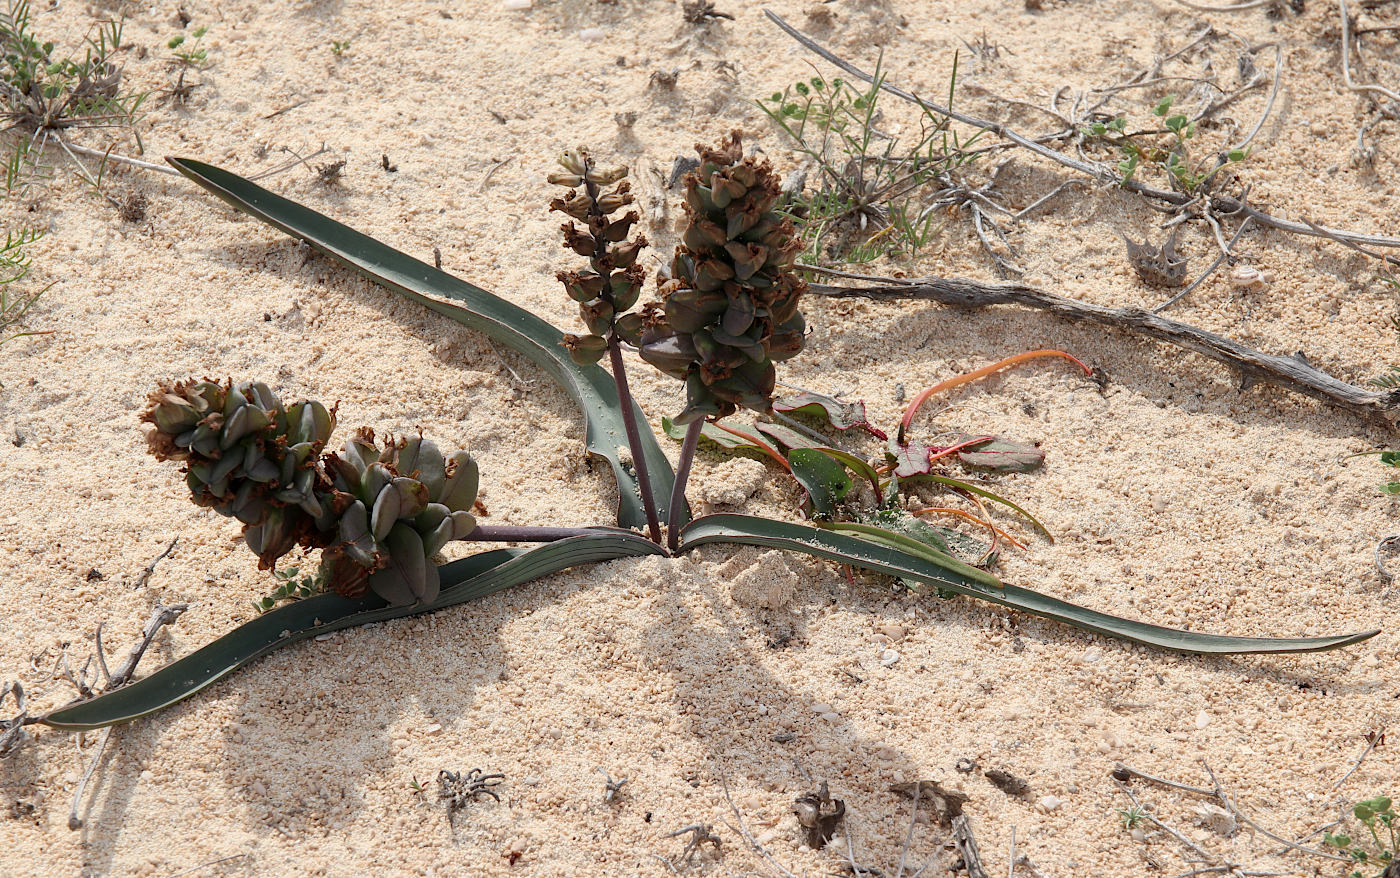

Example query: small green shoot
[1080,94,1250,193]
[168,26,209,68]
[0,227,50,347]
[254,565,326,613]
[1117,806,1145,830]
[0,1,148,195]
[757,56,985,265]
[330,39,350,57]
[1324,795,1397,878]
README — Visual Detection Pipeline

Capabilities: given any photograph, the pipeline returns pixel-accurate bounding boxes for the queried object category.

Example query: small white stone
[1080,647,1102,664]
[879,623,906,640]
[579,27,605,41]
[422,723,443,736]
[880,649,901,667]
[821,711,840,722]
[502,0,532,8]
[1038,795,1063,812]
[811,703,833,714]
[1195,710,1211,730]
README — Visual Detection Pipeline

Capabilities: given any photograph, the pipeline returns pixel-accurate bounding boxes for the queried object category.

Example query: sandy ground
[1,0,1399,875]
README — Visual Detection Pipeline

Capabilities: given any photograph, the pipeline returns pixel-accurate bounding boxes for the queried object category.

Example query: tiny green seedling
[1117,805,1146,830]
[1324,795,1397,878]
[330,39,350,57]
[1081,95,1249,193]
[168,26,209,68]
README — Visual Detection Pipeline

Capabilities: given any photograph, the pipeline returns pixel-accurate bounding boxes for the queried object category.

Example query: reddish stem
[713,422,791,471]
[898,350,1092,441]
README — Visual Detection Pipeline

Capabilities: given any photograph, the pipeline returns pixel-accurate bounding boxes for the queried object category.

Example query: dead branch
[951,815,989,878]
[65,603,188,830]
[804,269,1400,424]
[133,538,178,590]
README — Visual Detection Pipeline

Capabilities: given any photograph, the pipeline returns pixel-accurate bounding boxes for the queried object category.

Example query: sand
[1,0,1398,875]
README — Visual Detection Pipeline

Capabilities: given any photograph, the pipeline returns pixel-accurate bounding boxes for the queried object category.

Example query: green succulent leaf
[677,514,1379,655]
[41,532,665,731]
[788,447,851,518]
[166,157,679,533]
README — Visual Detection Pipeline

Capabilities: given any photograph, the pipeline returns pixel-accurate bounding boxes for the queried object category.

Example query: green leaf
[858,508,988,566]
[754,422,819,450]
[811,519,999,587]
[774,392,884,437]
[950,435,1045,473]
[165,158,677,533]
[1154,95,1174,116]
[678,514,1379,654]
[42,532,664,730]
[788,447,851,517]
[661,416,782,459]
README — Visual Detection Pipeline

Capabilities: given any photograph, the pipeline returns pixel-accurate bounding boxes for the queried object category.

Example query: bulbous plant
[25,149,1373,737]
[144,378,480,606]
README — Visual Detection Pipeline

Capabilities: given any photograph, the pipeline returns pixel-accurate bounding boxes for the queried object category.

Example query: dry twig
[803,268,1400,424]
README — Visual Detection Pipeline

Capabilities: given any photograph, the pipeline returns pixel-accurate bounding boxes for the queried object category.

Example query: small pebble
[579,27,604,41]
[1195,710,1212,730]
[1038,794,1063,812]
[821,711,840,722]
[811,703,833,714]
[1080,647,1102,664]
[880,649,901,667]
[422,723,443,736]
[502,0,532,7]
[879,623,906,640]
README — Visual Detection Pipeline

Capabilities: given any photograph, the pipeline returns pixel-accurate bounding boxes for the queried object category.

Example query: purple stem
[466,525,609,542]
[608,338,663,544]
[667,419,703,553]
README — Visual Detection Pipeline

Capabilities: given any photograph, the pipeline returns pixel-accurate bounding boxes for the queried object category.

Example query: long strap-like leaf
[679,514,1378,655]
[43,533,664,730]
[166,157,679,533]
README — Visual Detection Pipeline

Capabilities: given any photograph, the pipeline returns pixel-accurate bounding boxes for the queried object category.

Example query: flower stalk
[550,148,662,543]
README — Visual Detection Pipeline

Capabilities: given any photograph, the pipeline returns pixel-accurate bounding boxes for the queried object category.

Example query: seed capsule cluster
[638,131,807,423]
[144,379,478,606]
[549,148,647,366]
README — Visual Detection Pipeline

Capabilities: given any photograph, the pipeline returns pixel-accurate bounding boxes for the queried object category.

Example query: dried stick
[106,604,188,690]
[68,726,112,830]
[1339,0,1400,106]
[803,271,1400,424]
[133,537,178,590]
[1200,762,1351,863]
[717,771,800,878]
[951,814,990,878]
[765,10,1400,253]
[1330,728,1386,792]
[66,604,188,830]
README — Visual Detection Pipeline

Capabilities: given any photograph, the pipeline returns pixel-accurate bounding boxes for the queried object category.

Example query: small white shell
[1229,265,1272,292]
